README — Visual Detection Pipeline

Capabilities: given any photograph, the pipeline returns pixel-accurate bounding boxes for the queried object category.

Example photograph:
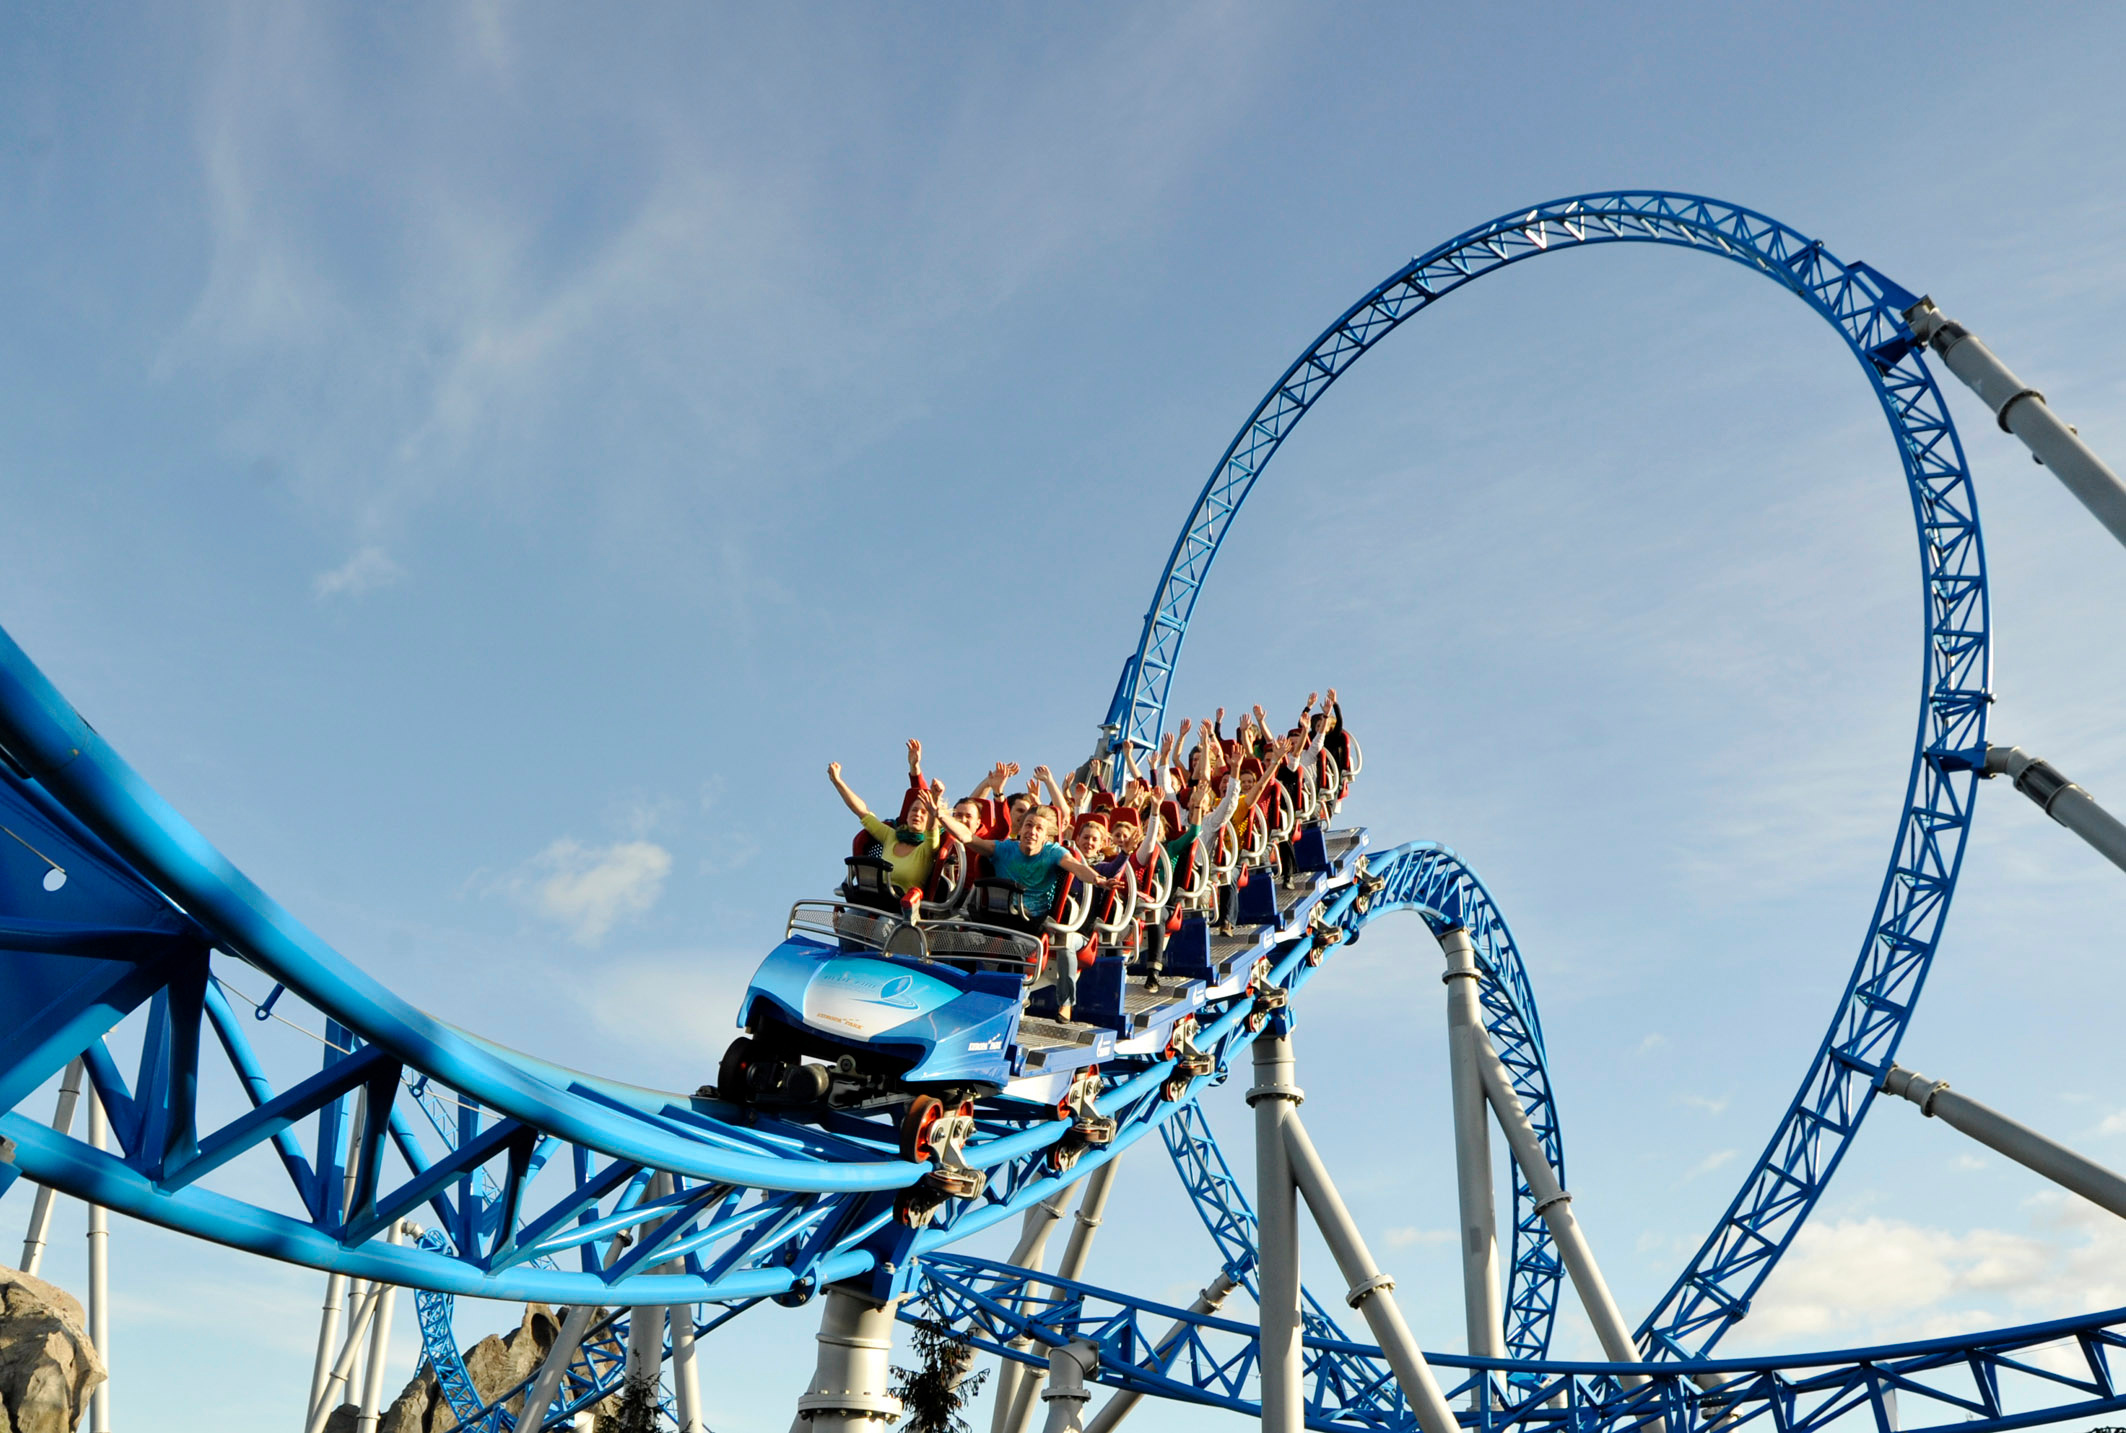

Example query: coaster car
[719,900,1042,1112]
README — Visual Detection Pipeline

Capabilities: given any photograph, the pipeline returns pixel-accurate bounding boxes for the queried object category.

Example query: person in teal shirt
[926,776,1115,1019]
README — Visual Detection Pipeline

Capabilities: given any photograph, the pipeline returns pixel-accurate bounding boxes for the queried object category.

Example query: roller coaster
[7,190,2126,1433]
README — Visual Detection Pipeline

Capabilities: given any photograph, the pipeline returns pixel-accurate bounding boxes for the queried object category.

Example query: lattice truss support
[1106,191,1989,1360]
[906,1251,2126,1433]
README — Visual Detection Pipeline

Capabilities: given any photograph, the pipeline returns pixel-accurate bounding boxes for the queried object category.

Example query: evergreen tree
[889,1318,990,1433]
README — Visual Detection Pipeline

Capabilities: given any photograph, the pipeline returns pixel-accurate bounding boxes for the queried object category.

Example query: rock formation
[0,1266,105,1433]
[340,1302,620,1433]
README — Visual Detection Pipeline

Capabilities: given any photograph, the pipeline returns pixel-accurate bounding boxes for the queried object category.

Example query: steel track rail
[908,1252,2126,1433]
[1106,192,1989,1358]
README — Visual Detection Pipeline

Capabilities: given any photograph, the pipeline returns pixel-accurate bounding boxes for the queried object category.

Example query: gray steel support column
[1883,1063,2126,1218]
[1003,1163,1123,1433]
[18,1057,83,1277]
[1470,1030,1641,1374]
[1039,1340,1099,1433]
[1985,744,2126,875]
[305,1283,387,1433]
[1283,1113,1460,1433]
[623,1302,666,1415]
[520,1301,601,1433]
[85,1085,110,1433]
[309,1089,368,1425]
[1907,298,2126,553]
[355,1220,414,1433]
[991,1198,1069,1433]
[1082,1271,1240,1433]
[789,1284,903,1432]
[305,1270,350,1425]
[671,1302,705,1433]
[524,1218,637,1433]
[1438,926,1505,1363]
[623,1173,675,1425]
[1248,1029,1304,1433]
[990,1191,1074,1433]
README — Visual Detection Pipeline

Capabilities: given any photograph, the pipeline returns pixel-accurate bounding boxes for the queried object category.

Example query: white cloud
[1635,1033,1668,1054]
[1684,1149,1738,1181]
[312,545,404,599]
[1741,1200,2126,1349]
[2096,1110,2126,1136]
[1677,1093,1731,1117]
[1386,1227,1455,1249]
[581,953,746,1054]
[513,837,672,945]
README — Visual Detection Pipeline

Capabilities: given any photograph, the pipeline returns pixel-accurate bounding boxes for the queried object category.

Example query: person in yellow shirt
[827,748,943,902]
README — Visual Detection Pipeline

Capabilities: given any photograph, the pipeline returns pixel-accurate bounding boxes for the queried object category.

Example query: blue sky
[8,4,2126,1430]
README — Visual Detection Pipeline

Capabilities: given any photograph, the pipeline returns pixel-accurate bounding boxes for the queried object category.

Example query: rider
[925,779,1115,1019]
[826,744,943,909]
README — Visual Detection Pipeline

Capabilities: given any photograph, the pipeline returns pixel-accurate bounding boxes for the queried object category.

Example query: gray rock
[0,1267,105,1433]
[379,1303,620,1433]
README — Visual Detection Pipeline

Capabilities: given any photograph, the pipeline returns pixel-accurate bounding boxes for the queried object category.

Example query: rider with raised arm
[924,783,1116,1019]
[826,747,942,908]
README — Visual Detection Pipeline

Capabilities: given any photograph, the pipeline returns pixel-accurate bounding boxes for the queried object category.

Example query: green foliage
[593,1372,661,1433]
[889,1317,991,1433]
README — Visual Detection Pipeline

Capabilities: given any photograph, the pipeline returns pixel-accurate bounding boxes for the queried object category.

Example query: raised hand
[1034,764,1055,783]
[827,761,843,781]
[1326,687,1338,707]
[1005,761,1022,778]
[1215,706,1226,726]
[1306,691,1318,710]
[1178,717,1192,737]
[907,738,923,769]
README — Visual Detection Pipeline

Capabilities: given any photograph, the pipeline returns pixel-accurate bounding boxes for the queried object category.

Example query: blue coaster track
[1104,190,1989,1363]
[0,191,2049,1433]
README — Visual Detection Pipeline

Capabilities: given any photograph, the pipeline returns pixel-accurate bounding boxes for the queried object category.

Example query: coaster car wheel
[717,1036,759,1103]
[899,1094,944,1163]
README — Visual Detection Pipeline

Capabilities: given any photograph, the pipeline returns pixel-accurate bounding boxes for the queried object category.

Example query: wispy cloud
[313,545,404,599]
[580,952,747,1055]
[1386,1227,1455,1249]
[1684,1149,1738,1181]
[1741,1198,2126,1349]
[502,837,672,945]
[1676,1093,1731,1117]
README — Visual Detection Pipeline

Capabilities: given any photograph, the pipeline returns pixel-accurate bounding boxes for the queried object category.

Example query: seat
[840,856,901,914]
